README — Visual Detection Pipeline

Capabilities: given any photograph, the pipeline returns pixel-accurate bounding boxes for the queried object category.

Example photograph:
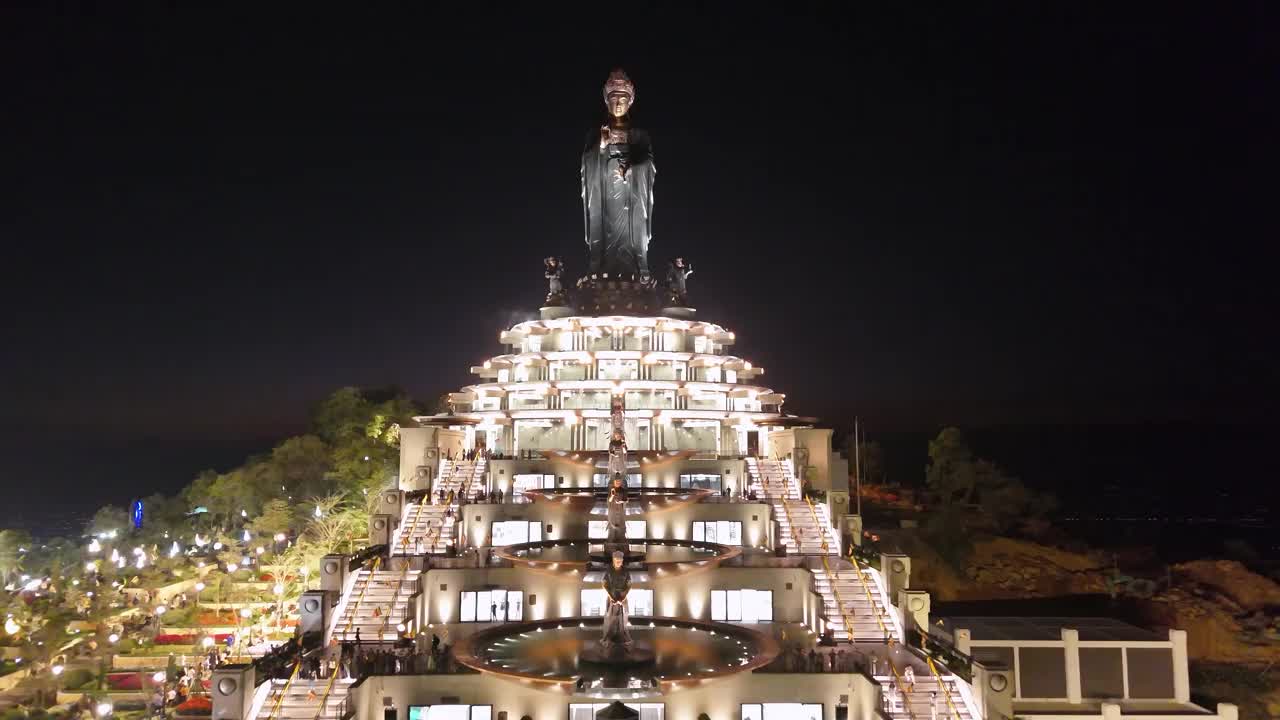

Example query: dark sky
[1,4,1274,522]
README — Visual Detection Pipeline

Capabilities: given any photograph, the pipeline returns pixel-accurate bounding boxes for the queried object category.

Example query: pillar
[299,590,330,642]
[319,554,347,595]
[899,590,930,641]
[841,514,863,555]
[1100,703,1121,720]
[211,663,255,720]
[1170,629,1191,702]
[879,553,911,598]
[971,659,1013,720]
[1063,628,1082,704]
[370,514,394,547]
[379,489,404,522]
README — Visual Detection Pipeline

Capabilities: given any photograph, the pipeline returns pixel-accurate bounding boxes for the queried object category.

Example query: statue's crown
[603,68,635,102]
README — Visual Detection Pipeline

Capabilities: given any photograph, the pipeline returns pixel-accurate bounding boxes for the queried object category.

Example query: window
[741,704,821,720]
[711,589,773,622]
[491,521,542,546]
[580,588,654,618]
[410,707,492,720]
[593,472,642,488]
[571,704,663,720]
[679,473,722,492]
[692,521,742,545]
[598,359,638,380]
[511,474,554,502]
[458,590,523,622]
[588,520,647,540]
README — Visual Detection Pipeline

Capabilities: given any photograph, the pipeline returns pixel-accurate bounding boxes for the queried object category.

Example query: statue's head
[611,551,625,570]
[673,257,685,268]
[611,473,623,488]
[603,69,635,118]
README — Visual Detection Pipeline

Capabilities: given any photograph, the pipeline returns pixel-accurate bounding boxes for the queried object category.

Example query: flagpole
[854,416,863,517]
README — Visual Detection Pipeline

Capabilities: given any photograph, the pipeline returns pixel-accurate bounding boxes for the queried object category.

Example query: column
[1170,629,1190,702]
[1063,628,1082,704]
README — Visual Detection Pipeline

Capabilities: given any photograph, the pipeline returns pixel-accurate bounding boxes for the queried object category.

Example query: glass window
[512,474,554,502]
[588,520,646,539]
[741,704,821,720]
[598,359,638,380]
[711,589,772,622]
[679,473,722,492]
[692,521,742,545]
[571,704,663,720]
[459,590,522,622]
[593,472,642,488]
[581,589,653,617]
[408,706,492,720]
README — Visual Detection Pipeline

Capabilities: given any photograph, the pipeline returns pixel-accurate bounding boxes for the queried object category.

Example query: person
[930,690,939,720]
[904,664,915,689]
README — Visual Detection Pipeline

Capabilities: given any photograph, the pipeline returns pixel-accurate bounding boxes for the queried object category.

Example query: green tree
[270,435,332,498]
[0,530,31,585]
[251,499,297,537]
[85,505,130,537]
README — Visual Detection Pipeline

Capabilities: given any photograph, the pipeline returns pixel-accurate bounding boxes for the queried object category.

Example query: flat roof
[938,616,1164,642]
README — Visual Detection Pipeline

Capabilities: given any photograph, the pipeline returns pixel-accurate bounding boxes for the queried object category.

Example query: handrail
[396,496,429,555]
[818,555,856,641]
[922,653,964,720]
[379,557,415,640]
[852,559,893,644]
[340,556,381,638]
[803,495,833,554]
[311,661,341,720]
[884,657,918,720]
[263,661,300,720]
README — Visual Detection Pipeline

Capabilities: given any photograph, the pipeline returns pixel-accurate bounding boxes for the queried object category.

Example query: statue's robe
[581,127,655,277]
[601,565,633,648]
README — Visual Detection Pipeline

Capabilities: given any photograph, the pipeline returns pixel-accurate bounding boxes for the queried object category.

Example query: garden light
[96,701,112,717]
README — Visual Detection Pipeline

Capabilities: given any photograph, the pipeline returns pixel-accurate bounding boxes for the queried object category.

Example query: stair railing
[311,661,341,720]
[262,661,300,720]
[884,657,918,720]
[921,652,964,720]
[852,559,894,644]
[340,556,381,639]
[395,498,429,556]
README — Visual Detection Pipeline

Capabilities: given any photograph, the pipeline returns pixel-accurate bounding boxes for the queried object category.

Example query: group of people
[768,646,865,674]
[327,633,458,679]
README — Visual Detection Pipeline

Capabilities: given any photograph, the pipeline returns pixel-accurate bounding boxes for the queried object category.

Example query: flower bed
[106,672,148,690]
[175,695,212,717]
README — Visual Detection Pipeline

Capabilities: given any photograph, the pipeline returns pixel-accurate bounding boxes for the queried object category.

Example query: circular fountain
[467,396,774,697]
[452,616,779,699]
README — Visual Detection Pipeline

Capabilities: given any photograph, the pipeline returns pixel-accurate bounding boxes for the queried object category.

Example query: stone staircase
[255,678,354,720]
[390,458,485,556]
[390,501,453,555]
[874,673,976,720]
[745,458,839,555]
[329,569,415,643]
[812,566,900,642]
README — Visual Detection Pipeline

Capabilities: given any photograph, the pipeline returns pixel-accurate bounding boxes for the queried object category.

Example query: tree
[85,505,130,537]
[922,427,1056,565]
[251,499,297,537]
[0,530,31,585]
[270,435,332,499]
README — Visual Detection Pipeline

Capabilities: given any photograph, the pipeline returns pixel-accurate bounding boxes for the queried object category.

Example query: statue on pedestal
[600,551,633,650]
[605,472,628,547]
[665,257,693,305]
[543,256,566,305]
[581,69,655,280]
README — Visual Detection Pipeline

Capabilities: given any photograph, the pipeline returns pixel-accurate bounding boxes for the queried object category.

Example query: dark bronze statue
[666,257,693,305]
[543,256,565,305]
[600,550,632,649]
[581,69,655,280]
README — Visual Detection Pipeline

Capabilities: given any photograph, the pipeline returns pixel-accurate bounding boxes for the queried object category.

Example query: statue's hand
[599,126,611,148]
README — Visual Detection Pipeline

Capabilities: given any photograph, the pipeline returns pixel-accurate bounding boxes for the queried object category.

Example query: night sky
[1,4,1274,528]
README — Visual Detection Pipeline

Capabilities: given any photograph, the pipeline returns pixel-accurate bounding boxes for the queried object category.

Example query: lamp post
[194,582,205,609]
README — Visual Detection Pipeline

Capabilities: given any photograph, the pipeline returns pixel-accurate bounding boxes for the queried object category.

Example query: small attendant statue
[666,257,692,304]
[544,256,565,304]
[601,550,633,649]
